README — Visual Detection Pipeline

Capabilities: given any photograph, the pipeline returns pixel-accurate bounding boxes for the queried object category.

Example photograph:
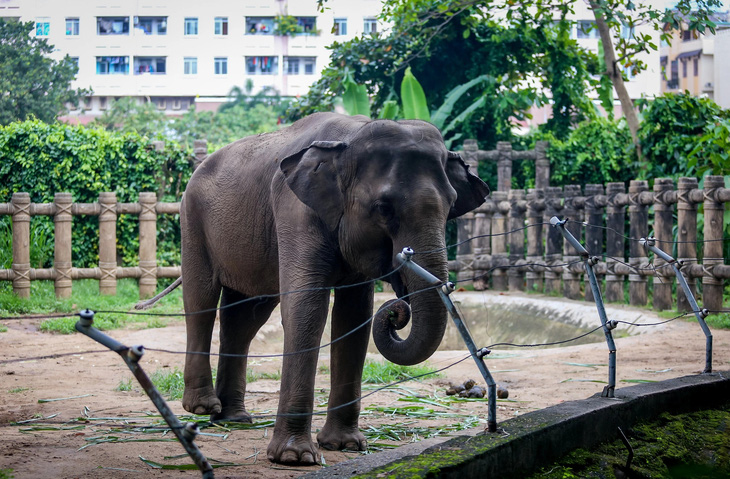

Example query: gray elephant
[157,113,488,464]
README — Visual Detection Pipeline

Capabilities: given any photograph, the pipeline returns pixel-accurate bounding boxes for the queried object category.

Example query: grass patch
[8,387,29,393]
[0,324,7,333]
[116,378,133,392]
[0,279,183,334]
[149,368,185,401]
[318,363,330,375]
[247,369,281,383]
[362,359,440,384]
[0,468,14,479]
[658,309,730,330]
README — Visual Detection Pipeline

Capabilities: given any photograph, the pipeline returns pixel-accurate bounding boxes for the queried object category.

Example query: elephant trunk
[372,243,449,366]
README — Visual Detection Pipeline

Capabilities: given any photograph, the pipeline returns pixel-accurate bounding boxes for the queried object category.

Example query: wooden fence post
[496,141,512,192]
[676,177,699,312]
[525,189,545,293]
[508,189,527,291]
[491,191,509,291]
[534,141,550,190]
[472,199,494,290]
[11,192,31,298]
[628,180,649,306]
[652,178,675,311]
[605,182,626,303]
[193,140,208,170]
[562,185,583,300]
[583,184,605,303]
[54,192,73,299]
[543,186,563,295]
[138,192,158,299]
[703,175,726,312]
[98,192,117,295]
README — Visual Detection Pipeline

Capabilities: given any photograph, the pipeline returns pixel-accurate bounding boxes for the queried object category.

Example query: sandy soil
[1,292,728,479]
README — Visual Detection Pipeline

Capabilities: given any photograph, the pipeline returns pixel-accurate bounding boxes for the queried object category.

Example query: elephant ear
[445,151,490,220]
[280,141,348,232]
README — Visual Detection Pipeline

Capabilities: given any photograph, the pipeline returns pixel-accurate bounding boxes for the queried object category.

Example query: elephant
[173,112,489,464]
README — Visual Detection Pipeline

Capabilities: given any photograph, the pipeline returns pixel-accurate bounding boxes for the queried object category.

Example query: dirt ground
[1,292,728,479]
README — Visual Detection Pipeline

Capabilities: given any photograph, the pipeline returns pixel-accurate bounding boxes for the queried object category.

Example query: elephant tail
[134,276,183,310]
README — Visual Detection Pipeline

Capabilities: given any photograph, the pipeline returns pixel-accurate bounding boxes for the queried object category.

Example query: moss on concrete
[527,405,730,478]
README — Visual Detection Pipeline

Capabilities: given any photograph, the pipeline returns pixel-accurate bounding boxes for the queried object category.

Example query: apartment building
[660,12,730,108]
[0,0,384,121]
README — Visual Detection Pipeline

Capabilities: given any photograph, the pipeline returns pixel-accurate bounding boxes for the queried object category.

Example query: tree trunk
[590,2,641,151]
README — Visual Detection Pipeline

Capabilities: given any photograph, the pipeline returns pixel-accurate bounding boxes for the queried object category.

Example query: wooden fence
[1,139,728,312]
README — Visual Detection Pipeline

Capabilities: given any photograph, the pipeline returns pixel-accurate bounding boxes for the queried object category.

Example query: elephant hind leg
[212,288,278,423]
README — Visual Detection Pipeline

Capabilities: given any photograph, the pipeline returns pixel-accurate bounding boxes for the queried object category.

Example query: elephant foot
[267,434,320,465]
[211,408,252,423]
[182,386,221,416]
[317,425,367,452]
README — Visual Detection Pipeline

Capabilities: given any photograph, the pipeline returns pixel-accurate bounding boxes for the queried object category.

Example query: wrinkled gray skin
[180,112,489,465]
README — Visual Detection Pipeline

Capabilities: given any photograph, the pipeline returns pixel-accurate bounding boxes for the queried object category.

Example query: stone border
[304,372,730,478]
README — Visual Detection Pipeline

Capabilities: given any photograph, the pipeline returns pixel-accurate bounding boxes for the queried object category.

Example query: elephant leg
[182,274,221,416]
[317,283,373,452]
[212,288,277,422]
[267,286,330,465]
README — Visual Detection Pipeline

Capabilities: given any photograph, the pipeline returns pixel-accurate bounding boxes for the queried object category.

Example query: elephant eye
[374,201,395,218]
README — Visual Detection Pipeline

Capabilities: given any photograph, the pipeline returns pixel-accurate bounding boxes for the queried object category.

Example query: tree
[290,11,597,146]
[379,0,723,150]
[93,97,168,138]
[0,19,89,125]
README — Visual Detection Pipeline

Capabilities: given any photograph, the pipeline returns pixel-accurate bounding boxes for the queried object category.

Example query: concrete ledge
[304,372,730,479]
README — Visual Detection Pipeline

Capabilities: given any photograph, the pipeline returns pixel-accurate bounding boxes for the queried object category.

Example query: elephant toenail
[193,406,206,415]
[302,452,314,463]
[280,451,298,463]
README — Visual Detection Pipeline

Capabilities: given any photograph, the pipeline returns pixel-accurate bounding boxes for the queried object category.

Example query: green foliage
[689,117,730,176]
[150,367,185,400]
[116,378,133,392]
[273,15,304,36]
[289,12,596,146]
[93,98,168,138]
[0,278,183,332]
[0,20,90,125]
[341,72,371,116]
[361,360,440,384]
[0,120,193,268]
[400,67,431,121]
[637,92,730,179]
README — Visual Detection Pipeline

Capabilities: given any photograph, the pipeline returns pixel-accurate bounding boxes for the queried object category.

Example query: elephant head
[280,119,489,365]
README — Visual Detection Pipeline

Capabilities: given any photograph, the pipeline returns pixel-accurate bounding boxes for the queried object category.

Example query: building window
[70,57,79,69]
[135,17,167,35]
[285,57,299,75]
[97,17,129,35]
[184,17,198,36]
[66,18,79,36]
[215,17,228,35]
[214,57,228,75]
[246,56,278,75]
[246,17,274,35]
[96,56,129,75]
[184,57,197,75]
[297,17,317,34]
[134,57,166,75]
[576,20,598,39]
[682,59,687,78]
[693,58,699,76]
[363,18,377,35]
[285,57,315,75]
[36,18,50,36]
[621,25,634,40]
[334,18,347,36]
[681,30,696,42]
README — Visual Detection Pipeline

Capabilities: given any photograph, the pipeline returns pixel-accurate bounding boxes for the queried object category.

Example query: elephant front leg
[317,284,373,452]
[267,288,330,465]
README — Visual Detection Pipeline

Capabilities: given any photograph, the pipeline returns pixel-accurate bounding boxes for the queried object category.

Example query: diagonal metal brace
[551,217,617,398]
[395,248,498,432]
[75,310,215,478]
[640,236,712,373]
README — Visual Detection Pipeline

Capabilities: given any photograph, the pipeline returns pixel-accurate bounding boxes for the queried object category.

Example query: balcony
[97,17,129,35]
